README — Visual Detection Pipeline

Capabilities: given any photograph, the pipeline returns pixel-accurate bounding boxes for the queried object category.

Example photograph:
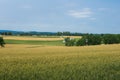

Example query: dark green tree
[0,37,5,47]
[103,34,119,44]
[87,34,102,45]
[76,34,102,46]
[63,32,71,36]
[64,37,75,46]
[76,38,86,46]
[7,32,13,35]
[57,32,63,36]
[117,34,120,43]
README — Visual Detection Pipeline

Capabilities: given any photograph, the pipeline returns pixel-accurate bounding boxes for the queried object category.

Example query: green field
[5,39,64,46]
[0,44,120,80]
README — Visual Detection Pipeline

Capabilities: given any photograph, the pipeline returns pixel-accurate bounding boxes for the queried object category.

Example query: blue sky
[0,0,120,33]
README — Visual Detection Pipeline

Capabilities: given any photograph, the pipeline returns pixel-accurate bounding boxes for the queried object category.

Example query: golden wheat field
[3,36,63,41]
[0,44,120,80]
[3,36,81,41]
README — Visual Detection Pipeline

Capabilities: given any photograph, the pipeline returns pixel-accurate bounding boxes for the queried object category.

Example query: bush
[87,34,102,45]
[76,38,86,46]
[76,34,102,46]
[64,34,120,46]
[0,37,5,47]
[117,34,120,43]
[64,37,75,46]
[103,34,119,44]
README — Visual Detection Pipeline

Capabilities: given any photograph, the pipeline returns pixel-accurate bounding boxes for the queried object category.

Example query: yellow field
[0,44,120,80]
[3,36,63,41]
[3,36,81,41]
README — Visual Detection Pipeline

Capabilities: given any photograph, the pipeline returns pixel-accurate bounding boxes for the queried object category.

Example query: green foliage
[76,38,86,46]
[85,34,102,45]
[66,34,102,46]
[0,37,5,47]
[63,32,71,36]
[64,37,75,46]
[117,34,120,43]
[65,34,120,46]
[0,32,12,35]
[56,31,83,36]
[56,32,63,36]
[103,34,119,44]
[76,34,102,46]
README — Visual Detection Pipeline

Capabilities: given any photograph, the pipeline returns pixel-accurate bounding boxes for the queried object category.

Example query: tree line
[64,34,120,46]
[0,31,84,36]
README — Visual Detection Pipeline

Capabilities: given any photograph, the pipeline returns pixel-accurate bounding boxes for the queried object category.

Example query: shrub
[76,34,102,46]
[117,34,120,43]
[64,37,75,46]
[65,34,120,46]
[0,37,5,47]
[87,34,102,45]
[76,38,86,46]
[103,34,119,44]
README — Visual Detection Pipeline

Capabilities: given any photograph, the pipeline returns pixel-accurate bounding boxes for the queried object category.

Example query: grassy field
[3,35,64,46]
[5,39,64,46]
[0,44,120,80]
[3,36,82,46]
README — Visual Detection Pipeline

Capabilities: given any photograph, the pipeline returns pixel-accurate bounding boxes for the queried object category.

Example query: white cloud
[68,8,93,18]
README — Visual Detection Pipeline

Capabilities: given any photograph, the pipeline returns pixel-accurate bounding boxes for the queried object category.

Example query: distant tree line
[64,34,120,46]
[0,32,13,35]
[0,31,84,36]
[56,32,83,36]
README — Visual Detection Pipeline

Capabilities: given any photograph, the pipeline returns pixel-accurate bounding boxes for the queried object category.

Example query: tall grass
[0,44,120,80]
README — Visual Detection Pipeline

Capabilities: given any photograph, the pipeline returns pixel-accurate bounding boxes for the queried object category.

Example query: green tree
[7,32,13,35]
[57,32,63,36]
[76,38,86,46]
[63,32,71,36]
[76,34,102,46]
[103,34,119,44]
[64,37,75,46]
[117,34,120,43]
[0,37,5,47]
[87,34,102,45]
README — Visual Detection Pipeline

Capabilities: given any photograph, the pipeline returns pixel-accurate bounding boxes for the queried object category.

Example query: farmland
[3,36,81,46]
[3,36,64,41]
[3,36,63,46]
[3,36,81,41]
[0,42,120,80]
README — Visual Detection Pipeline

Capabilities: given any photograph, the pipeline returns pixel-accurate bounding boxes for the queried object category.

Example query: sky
[0,0,120,33]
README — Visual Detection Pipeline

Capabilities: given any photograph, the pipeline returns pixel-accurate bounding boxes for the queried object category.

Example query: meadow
[0,43,120,80]
[5,39,64,46]
[4,36,64,46]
